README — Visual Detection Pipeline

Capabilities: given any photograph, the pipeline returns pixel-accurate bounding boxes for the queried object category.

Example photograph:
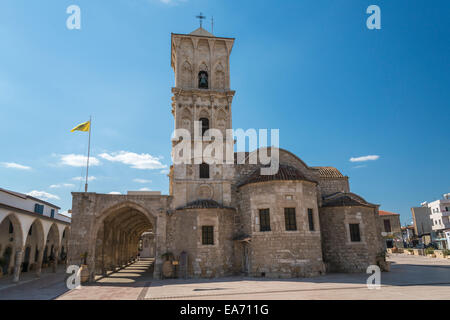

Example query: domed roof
[176,199,235,210]
[237,164,317,188]
[321,192,377,208]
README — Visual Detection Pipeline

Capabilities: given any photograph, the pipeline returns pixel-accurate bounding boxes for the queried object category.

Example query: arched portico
[0,210,69,282]
[68,193,170,282]
[91,202,155,278]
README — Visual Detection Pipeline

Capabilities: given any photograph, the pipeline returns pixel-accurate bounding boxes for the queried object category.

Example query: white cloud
[139,188,152,191]
[160,169,170,174]
[108,191,121,195]
[353,165,367,169]
[27,190,60,201]
[1,162,31,170]
[349,155,380,162]
[59,154,100,167]
[99,151,167,170]
[133,178,152,183]
[50,183,75,189]
[72,176,97,181]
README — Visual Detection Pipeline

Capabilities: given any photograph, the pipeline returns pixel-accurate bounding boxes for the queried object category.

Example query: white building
[0,188,70,282]
[427,193,450,249]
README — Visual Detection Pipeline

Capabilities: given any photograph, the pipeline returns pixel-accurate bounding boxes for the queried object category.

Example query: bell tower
[170,27,236,208]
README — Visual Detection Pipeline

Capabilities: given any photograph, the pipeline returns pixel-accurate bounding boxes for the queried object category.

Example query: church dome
[237,164,317,188]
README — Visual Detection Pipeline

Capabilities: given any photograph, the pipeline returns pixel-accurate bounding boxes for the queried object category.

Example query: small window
[307,208,315,231]
[200,163,210,179]
[200,118,209,136]
[50,209,55,218]
[9,221,14,234]
[202,226,214,245]
[383,219,391,232]
[34,204,44,214]
[259,209,271,232]
[349,224,361,242]
[284,208,297,231]
[28,225,33,236]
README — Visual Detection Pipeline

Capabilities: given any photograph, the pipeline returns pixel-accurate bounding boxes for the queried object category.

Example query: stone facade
[67,27,384,281]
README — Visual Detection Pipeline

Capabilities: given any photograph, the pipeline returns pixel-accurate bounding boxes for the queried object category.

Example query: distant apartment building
[411,205,433,245]
[378,210,403,248]
[411,193,450,249]
[0,187,70,282]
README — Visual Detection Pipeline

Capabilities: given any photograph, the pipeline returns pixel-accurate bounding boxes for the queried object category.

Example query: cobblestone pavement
[1,254,449,300]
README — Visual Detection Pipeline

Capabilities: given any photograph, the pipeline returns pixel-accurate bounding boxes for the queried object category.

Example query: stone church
[68,27,384,281]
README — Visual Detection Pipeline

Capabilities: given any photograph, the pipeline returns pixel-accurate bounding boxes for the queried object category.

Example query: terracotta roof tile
[176,199,234,210]
[313,166,345,178]
[379,210,400,216]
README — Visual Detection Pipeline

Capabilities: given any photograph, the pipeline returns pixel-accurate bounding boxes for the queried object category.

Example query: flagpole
[85,116,91,192]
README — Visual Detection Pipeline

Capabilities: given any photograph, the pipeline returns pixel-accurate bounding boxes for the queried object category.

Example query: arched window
[8,221,13,234]
[200,118,209,136]
[198,71,208,89]
[200,163,210,179]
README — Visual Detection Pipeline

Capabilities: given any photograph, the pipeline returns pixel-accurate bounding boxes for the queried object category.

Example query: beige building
[378,210,403,248]
[68,27,384,281]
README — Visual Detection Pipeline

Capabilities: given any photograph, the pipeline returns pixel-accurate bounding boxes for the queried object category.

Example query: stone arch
[42,223,60,269]
[181,60,193,87]
[0,213,23,251]
[180,107,192,132]
[59,226,70,263]
[89,201,157,280]
[214,62,225,89]
[215,108,227,132]
[22,218,45,273]
[0,213,23,275]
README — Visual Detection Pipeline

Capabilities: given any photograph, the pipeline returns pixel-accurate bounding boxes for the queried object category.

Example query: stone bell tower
[170,27,236,209]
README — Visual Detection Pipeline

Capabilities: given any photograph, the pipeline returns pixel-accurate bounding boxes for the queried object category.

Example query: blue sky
[0,0,449,225]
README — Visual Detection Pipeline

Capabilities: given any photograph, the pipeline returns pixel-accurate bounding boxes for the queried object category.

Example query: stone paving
[0,266,68,300]
[1,254,449,300]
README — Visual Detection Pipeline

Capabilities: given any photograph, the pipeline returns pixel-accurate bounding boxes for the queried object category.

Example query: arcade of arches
[0,211,69,282]
[68,193,169,282]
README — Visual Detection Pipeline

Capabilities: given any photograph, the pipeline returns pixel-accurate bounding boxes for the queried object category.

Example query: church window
[198,71,208,89]
[28,225,33,236]
[307,208,315,231]
[200,117,209,136]
[50,209,55,218]
[349,224,361,242]
[9,221,14,234]
[259,209,271,232]
[284,208,297,231]
[202,226,214,245]
[200,163,210,179]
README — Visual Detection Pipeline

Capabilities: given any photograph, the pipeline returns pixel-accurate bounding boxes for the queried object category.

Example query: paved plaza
[0,254,448,300]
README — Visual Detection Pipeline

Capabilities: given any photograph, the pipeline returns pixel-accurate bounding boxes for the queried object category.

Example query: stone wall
[166,207,235,278]
[319,205,383,273]
[237,180,325,277]
[317,177,350,197]
[68,192,171,280]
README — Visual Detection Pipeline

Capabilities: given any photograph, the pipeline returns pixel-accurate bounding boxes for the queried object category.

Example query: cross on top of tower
[196,12,206,28]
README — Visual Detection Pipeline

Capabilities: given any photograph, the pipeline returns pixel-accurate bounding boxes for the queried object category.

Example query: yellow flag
[71,121,91,133]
